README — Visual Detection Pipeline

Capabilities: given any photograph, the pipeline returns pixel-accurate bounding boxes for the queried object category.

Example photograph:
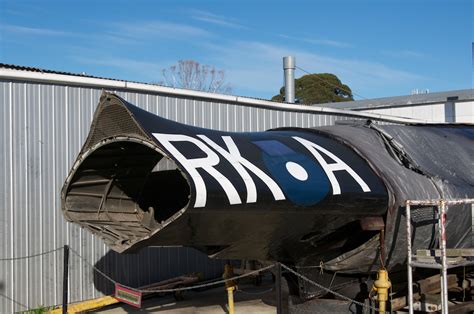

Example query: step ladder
[406,198,474,314]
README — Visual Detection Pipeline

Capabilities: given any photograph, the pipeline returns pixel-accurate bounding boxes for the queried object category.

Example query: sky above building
[0,0,472,100]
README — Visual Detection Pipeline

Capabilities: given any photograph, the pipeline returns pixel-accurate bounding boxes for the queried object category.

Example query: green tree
[272,73,353,105]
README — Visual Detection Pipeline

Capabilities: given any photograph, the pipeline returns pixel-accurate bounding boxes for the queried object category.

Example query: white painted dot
[285,161,308,181]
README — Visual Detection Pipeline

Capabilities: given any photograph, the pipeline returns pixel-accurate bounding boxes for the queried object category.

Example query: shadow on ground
[92,247,227,296]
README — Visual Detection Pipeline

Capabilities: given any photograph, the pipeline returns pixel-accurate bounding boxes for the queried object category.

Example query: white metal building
[0,63,458,312]
[322,89,474,123]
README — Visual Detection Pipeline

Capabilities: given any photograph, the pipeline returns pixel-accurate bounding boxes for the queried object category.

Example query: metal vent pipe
[283,56,295,103]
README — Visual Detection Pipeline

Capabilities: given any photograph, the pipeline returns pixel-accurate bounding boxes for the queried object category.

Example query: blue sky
[0,0,472,100]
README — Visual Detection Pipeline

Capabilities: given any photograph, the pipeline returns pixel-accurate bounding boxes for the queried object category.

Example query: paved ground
[93,279,276,313]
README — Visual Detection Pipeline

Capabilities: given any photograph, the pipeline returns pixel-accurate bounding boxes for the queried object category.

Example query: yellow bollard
[226,285,235,314]
[372,269,391,313]
[223,263,236,314]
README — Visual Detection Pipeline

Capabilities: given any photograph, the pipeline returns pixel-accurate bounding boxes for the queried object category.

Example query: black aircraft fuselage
[61,93,474,274]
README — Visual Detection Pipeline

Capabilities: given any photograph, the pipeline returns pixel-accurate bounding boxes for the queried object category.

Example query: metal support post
[275,263,282,314]
[223,263,236,314]
[226,286,235,314]
[439,200,448,313]
[406,202,414,314]
[62,245,69,314]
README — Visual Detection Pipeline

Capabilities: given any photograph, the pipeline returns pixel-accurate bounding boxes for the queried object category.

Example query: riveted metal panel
[0,79,394,312]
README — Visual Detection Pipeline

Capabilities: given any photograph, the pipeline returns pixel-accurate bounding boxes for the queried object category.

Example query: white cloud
[381,50,426,58]
[190,10,248,29]
[279,34,353,48]
[0,24,74,36]
[107,20,212,42]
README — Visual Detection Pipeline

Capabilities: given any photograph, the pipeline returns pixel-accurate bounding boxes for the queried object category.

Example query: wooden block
[359,217,384,231]
[449,301,474,314]
[418,274,457,294]
[391,274,458,311]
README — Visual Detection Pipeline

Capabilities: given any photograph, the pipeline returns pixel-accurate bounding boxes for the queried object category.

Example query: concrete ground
[93,278,277,313]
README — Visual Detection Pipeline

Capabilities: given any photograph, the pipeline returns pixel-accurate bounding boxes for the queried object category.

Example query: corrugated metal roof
[0,62,274,103]
[0,62,126,81]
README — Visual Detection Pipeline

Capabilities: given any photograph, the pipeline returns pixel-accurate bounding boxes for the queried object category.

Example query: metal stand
[275,263,282,314]
[62,245,69,314]
[406,198,474,314]
[406,201,414,314]
[223,263,236,314]
[439,201,448,314]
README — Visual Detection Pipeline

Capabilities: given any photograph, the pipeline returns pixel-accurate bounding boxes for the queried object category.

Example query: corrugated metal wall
[0,79,371,312]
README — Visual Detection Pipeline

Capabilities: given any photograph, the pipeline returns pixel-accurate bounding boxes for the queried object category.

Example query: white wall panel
[364,103,448,122]
[456,101,474,123]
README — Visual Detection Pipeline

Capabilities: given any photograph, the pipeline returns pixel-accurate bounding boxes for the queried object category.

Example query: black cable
[237,287,274,295]
[0,247,63,261]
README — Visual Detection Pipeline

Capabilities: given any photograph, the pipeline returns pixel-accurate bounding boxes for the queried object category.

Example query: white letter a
[293,136,371,195]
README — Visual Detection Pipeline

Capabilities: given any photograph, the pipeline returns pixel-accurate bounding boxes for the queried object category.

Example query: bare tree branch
[161,60,232,94]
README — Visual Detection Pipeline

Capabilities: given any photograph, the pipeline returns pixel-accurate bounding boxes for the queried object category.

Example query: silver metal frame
[406,198,474,314]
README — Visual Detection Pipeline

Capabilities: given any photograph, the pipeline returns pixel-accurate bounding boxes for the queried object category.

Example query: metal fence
[0,78,401,312]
